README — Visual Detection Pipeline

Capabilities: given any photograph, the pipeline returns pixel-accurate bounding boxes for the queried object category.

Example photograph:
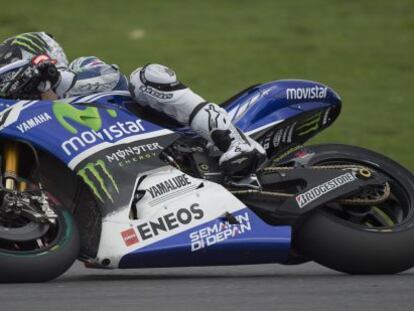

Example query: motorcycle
[0,79,413,283]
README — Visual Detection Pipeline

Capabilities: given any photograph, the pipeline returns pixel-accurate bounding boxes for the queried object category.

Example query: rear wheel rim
[311,158,413,232]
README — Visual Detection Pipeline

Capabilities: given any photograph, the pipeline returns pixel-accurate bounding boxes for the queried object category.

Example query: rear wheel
[292,144,414,274]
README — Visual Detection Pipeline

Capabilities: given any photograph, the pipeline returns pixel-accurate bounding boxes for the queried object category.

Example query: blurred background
[1,0,413,168]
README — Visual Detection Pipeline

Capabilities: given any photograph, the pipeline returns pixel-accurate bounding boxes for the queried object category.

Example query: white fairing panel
[134,168,204,219]
[94,167,246,268]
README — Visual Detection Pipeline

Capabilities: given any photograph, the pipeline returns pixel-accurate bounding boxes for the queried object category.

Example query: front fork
[3,141,24,191]
[2,141,56,222]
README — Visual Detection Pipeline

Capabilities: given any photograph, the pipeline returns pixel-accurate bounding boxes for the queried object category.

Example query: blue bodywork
[0,93,164,166]
[0,79,341,267]
[224,79,341,133]
[119,208,291,268]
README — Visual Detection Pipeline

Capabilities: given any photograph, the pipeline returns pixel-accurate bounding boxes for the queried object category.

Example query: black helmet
[0,32,50,68]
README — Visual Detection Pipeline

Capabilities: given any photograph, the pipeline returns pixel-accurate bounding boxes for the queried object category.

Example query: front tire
[0,208,80,282]
[292,144,414,274]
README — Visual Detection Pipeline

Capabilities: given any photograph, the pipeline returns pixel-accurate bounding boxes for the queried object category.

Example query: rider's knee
[130,64,178,87]
[129,64,182,103]
[129,64,205,124]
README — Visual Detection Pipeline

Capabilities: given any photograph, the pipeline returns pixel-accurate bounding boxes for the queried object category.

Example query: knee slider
[130,64,185,91]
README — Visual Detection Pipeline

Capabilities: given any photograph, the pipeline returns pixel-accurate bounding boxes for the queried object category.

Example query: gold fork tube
[3,141,19,190]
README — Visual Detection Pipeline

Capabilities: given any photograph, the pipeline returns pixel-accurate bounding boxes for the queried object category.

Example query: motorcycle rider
[0,32,265,174]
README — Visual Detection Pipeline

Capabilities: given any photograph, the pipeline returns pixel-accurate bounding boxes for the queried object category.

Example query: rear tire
[292,144,414,274]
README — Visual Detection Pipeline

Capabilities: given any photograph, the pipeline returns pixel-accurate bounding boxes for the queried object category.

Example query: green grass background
[1,0,413,168]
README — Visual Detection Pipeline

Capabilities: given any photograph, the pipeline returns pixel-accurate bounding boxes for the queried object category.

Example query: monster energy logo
[77,160,119,203]
[296,112,323,136]
[10,33,48,54]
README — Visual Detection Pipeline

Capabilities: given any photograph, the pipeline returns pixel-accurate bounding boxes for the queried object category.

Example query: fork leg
[3,141,19,190]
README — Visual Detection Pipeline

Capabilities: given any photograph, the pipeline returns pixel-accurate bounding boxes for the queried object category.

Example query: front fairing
[0,92,181,217]
[0,92,176,168]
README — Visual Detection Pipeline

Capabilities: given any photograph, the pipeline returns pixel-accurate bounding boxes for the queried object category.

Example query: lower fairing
[119,208,291,268]
[88,168,291,269]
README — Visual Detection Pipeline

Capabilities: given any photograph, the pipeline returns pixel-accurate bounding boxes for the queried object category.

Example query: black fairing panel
[72,132,181,217]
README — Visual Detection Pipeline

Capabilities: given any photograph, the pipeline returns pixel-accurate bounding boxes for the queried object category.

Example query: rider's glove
[1,55,61,99]
[31,54,61,93]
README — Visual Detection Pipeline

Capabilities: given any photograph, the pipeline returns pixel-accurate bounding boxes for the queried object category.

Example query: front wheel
[292,144,414,274]
[0,207,80,283]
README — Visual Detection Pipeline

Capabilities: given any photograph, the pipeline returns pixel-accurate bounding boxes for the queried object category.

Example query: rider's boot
[129,63,266,175]
[189,102,266,175]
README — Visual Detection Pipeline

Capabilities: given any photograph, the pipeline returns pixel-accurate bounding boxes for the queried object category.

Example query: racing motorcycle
[1,79,414,283]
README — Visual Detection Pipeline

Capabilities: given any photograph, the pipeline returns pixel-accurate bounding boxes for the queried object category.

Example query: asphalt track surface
[0,262,413,311]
